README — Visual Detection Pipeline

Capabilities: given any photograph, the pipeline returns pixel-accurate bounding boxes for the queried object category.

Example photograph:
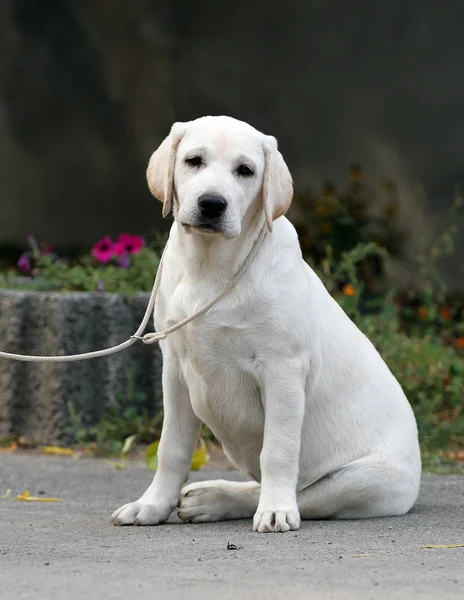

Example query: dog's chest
[158,283,264,440]
[182,316,258,382]
[159,278,260,376]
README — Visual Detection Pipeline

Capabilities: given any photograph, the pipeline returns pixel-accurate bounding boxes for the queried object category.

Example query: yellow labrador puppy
[111,116,421,532]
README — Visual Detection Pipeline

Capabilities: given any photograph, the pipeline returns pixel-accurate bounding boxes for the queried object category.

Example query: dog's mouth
[181,223,222,235]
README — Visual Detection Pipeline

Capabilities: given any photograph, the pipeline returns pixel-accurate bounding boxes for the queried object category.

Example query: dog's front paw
[253,504,300,533]
[111,499,172,526]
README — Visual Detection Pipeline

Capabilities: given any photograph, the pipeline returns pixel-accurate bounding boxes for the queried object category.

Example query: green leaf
[146,438,210,472]
[121,434,137,457]
[191,438,210,471]
[146,441,159,471]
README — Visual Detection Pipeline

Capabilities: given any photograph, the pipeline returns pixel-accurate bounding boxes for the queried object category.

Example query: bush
[292,165,404,296]
[1,233,164,295]
[359,315,464,452]
[33,247,161,295]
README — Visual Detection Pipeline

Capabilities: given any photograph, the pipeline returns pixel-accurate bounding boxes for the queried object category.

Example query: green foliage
[63,369,164,456]
[395,194,464,342]
[308,241,390,320]
[2,232,167,295]
[35,247,160,295]
[293,166,404,294]
[359,315,464,452]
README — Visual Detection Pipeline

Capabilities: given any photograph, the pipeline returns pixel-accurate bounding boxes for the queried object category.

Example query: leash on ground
[0,225,267,363]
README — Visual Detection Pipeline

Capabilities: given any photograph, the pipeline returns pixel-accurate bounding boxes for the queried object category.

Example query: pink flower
[91,236,115,263]
[114,234,145,256]
[17,253,31,273]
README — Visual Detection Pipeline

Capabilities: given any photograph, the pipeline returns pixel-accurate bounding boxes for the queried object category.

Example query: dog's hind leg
[296,455,420,519]
[178,480,260,522]
[178,455,420,525]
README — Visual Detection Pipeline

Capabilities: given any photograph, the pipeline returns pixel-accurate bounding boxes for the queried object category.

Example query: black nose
[198,194,228,219]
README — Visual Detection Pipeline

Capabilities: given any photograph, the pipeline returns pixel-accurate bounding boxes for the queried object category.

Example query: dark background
[1,0,463,278]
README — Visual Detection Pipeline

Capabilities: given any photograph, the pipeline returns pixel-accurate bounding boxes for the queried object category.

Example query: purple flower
[117,253,131,269]
[27,235,38,251]
[17,254,31,273]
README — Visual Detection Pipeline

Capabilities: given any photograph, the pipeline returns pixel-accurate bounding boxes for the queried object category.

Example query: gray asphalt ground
[1,454,463,600]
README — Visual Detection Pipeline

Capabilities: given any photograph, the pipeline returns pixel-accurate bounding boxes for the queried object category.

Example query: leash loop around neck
[0,225,267,363]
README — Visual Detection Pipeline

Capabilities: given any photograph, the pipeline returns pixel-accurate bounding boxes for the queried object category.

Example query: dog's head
[146,116,293,237]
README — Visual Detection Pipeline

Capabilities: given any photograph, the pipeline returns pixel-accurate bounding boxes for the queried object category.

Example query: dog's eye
[185,156,202,167]
[237,164,254,177]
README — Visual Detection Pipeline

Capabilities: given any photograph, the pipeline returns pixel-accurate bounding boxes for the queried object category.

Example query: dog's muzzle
[188,194,228,232]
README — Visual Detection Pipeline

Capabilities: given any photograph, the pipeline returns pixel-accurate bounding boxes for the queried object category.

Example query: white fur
[111,116,421,533]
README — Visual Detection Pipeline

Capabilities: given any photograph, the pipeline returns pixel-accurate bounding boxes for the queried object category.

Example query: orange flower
[454,337,464,348]
[418,307,428,320]
[440,307,451,320]
[343,284,356,297]
[349,165,363,182]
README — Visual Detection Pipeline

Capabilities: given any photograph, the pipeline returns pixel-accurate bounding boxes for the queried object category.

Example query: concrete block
[0,290,162,443]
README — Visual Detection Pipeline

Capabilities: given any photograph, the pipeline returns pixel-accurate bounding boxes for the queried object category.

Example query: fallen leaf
[420,544,464,549]
[146,441,159,471]
[0,489,11,500]
[42,446,74,457]
[121,435,137,458]
[105,435,137,470]
[353,553,376,557]
[191,438,210,471]
[146,437,210,472]
[105,460,126,470]
[16,490,62,502]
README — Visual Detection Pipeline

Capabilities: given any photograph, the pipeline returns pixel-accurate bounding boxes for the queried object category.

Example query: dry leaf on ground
[420,544,464,549]
[16,490,62,502]
[105,460,126,470]
[0,489,11,500]
[42,446,74,456]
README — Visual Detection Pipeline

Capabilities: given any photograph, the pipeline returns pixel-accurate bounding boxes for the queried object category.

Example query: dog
[111,116,421,532]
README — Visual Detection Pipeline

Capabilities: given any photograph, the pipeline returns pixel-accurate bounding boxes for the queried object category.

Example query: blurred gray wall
[1,0,463,275]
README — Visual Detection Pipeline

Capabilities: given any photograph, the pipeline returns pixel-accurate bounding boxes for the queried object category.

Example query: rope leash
[0,225,267,363]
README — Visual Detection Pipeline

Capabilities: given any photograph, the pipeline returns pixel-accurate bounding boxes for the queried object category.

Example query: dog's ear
[262,136,293,232]
[146,122,186,217]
